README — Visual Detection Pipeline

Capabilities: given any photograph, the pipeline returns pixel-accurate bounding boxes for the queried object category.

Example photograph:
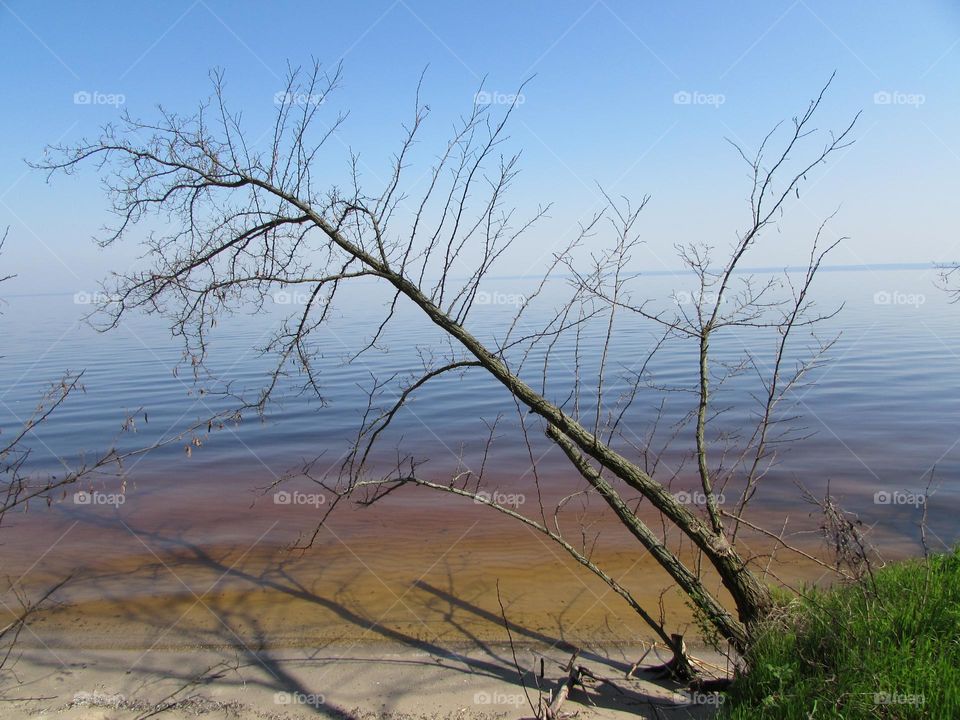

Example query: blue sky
[1,1,958,293]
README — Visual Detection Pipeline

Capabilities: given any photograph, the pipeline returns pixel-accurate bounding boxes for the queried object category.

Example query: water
[2,267,959,604]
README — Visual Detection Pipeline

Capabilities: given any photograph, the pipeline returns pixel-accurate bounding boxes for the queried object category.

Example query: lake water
[2,266,958,646]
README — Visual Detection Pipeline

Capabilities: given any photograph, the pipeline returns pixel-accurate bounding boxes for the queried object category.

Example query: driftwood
[638,634,695,681]
[543,641,731,718]
[545,650,582,719]
[546,649,637,718]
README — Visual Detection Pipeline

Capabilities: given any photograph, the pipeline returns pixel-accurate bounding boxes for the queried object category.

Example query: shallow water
[2,266,958,642]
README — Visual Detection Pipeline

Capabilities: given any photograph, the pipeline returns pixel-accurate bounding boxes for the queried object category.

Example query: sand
[0,481,862,718]
[3,641,729,719]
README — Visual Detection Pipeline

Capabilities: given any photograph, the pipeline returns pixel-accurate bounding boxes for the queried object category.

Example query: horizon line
[1,262,940,298]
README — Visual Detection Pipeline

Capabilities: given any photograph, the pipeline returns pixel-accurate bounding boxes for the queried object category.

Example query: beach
[1,494,843,720]
[6,641,731,719]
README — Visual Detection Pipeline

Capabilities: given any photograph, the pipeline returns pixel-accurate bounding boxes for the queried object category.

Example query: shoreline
[2,478,934,717]
[14,536,833,654]
[4,493,926,654]
[3,640,729,719]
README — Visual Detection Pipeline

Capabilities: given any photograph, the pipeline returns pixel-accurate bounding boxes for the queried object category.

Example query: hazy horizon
[2,1,959,294]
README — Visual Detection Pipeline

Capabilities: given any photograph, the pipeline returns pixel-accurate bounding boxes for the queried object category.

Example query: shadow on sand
[6,514,726,719]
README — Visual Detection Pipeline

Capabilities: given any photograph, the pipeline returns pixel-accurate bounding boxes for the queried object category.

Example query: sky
[1,1,958,294]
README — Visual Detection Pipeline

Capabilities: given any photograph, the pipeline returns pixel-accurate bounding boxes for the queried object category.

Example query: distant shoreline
[2,262,942,298]
[475,261,941,282]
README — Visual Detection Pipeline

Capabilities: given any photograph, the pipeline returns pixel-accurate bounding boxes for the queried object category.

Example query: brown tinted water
[2,269,958,648]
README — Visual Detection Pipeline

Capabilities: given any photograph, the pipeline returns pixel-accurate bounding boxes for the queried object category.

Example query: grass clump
[722,548,960,719]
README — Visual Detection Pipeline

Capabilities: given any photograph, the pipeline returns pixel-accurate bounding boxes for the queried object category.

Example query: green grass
[721,548,960,719]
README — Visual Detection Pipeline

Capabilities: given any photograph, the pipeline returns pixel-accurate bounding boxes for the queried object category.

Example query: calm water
[2,267,959,574]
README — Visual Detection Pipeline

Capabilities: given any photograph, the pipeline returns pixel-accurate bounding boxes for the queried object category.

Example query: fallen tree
[36,65,858,673]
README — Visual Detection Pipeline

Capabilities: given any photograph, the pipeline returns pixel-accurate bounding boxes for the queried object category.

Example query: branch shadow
[11,513,724,718]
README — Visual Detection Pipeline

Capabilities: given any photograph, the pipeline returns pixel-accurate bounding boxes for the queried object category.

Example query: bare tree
[34,65,858,671]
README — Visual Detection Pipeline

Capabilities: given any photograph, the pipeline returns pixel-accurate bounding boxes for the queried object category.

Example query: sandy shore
[3,495,839,652]
[0,481,873,718]
[4,641,729,719]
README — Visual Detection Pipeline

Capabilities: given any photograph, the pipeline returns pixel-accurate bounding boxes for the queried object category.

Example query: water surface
[2,267,957,644]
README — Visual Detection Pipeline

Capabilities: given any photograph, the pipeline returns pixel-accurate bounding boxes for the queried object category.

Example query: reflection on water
[2,267,958,641]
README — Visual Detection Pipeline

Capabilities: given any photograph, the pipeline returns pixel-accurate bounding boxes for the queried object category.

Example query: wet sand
[0,470,932,718]
[5,483,851,653]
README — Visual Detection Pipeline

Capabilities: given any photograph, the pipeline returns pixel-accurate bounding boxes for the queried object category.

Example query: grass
[721,548,960,719]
